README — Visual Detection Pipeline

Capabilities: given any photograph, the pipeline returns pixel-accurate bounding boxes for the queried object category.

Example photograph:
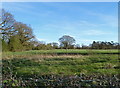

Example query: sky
[2,2,118,45]
[1,0,119,2]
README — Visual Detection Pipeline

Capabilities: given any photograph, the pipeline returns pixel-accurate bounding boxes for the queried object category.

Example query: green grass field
[2,49,118,58]
[2,49,120,87]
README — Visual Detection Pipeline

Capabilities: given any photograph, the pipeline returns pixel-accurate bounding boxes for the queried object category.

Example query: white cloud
[88,11,118,28]
[39,19,115,37]
[2,2,52,18]
[78,21,98,27]
[83,29,112,35]
[36,37,46,41]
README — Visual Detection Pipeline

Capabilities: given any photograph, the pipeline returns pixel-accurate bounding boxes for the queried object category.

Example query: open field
[2,49,118,58]
[2,49,120,87]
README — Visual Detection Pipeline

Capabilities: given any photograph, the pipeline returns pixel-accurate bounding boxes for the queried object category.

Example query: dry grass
[2,54,86,60]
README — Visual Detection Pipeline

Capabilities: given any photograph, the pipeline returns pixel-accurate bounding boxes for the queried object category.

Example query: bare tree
[0,9,16,40]
[59,35,75,49]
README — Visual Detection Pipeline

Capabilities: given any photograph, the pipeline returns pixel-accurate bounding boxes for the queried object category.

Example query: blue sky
[2,2,118,45]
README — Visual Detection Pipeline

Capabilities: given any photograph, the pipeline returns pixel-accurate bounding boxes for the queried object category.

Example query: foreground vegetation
[2,49,120,87]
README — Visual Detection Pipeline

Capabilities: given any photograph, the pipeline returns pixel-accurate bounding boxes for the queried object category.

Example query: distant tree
[75,44,80,49]
[35,41,46,50]
[59,35,75,49]
[51,42,59,49]
[46,43,53,50]
[91,41,99,49]
[114,42,119,49]
[90,41,119,49]
[28,40,39,50]
[81,44,89,49]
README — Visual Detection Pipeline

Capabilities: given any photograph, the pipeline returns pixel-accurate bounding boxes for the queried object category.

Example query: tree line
[0,9,119,52]
[1,9,35,51]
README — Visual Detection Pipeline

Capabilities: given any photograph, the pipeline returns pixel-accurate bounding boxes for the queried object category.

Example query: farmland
[2,49,120,87]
